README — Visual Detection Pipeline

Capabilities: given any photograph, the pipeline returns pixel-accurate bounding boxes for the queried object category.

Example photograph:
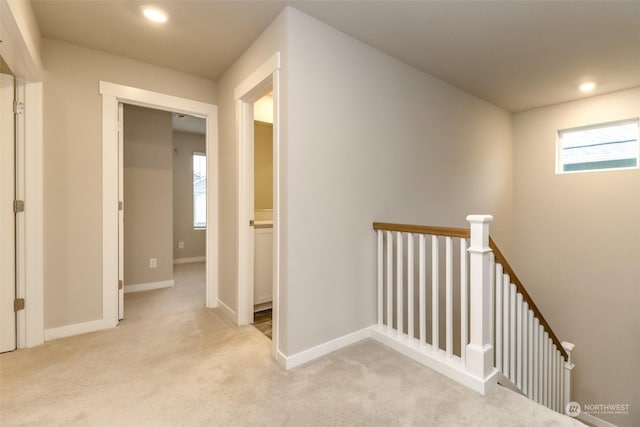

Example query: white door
[0,73,16,352]
[118,103,124,320]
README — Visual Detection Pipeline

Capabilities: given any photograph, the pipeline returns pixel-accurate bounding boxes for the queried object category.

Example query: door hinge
[13,101,24,115]
[13,200,25,213]
[14,298,25,312]
[118,280,123,290]
[118,201,123,211]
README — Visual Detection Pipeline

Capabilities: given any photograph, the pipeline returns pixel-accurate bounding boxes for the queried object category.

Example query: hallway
[0,264,581,426]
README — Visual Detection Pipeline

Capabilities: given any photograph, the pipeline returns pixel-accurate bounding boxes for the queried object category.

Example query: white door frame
[100,82,219,326]
[0,75,44,350]
[0,73,16,352]
[235,52,281,359]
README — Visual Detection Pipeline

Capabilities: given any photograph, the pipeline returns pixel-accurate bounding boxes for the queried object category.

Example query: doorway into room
[100,82,218,328]
[235,53,281,360]
[251,94,274,339]
[118,105,208,321]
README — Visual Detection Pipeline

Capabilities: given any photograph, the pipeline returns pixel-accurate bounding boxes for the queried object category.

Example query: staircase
[370,215,575,415]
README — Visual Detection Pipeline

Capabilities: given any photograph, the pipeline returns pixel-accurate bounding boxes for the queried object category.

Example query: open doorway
[252,93,274,339]
[100,82,218,329]
[235,52,281,360]
[118,105,208,321]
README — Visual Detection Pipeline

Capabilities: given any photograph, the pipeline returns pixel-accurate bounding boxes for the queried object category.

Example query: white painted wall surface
[173,130,206,261]
[42,38,216,329]
[283,8,513,354]
[512,87,640,427]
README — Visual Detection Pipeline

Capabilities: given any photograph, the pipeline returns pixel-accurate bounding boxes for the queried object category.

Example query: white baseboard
[368,324,498,395]
[124,279,174,293]
[254,302,272,312]
[281,326,372,370]
[173,256,205,264]
[217,298,238,323]
[577,412,618,427]
[45,318,112,341]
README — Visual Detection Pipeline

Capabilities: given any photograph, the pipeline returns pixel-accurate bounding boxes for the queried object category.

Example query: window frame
[193,151,207,230]
[556,118,640,175]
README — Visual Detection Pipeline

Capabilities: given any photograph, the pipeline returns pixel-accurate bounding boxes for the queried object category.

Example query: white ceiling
[172,112,206,135]
[31,1,640,112]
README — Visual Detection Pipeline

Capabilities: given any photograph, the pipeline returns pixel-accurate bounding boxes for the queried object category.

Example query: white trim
[234,52,282,365]
[282,327,372,370]
[234,53,281,100]
[0,1,43,81]
[100,82,219,330]
[45,318,111,342]
[369,325,499,395]
[123,279,175,294]
[18,81,44,348]
[217,298,238,324]
[173,256,206,265]
[254,302,272,312]
[577,412,618,427]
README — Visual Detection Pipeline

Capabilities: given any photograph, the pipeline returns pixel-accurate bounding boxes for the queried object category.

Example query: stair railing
[372,215,574,414]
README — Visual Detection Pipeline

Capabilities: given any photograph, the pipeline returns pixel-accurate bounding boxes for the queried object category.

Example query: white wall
[42,38,216,329]
[173,130,206,260]
[512,87,640,427]
[282,9,513,354]
[123,105,173,286]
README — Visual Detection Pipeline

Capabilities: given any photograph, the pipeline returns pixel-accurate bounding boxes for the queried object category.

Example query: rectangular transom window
[193,152,207,229]
[557,119,639,174]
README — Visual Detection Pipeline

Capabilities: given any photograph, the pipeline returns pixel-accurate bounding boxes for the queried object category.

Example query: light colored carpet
[0,263,583,426]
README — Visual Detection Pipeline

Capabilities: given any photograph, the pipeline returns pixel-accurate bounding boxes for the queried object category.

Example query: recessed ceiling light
[143,7,168,23]
[579,82,596,93]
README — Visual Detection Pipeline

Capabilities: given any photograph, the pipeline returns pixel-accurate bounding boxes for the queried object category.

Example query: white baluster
[377,230,383,326]
[562,342,575,415]
[460,238,468,363]
[445,236,453,358]
[407,233,414,340]
[560,345,565,412]
[509,284,516,383]
[533,318,539,403]
[543,331,548,408]
[432,235,439,351]
[553,345,560,412]
[551,343,556,411]
[516,292,523,389]
[419,234,426,346]
[495,263,503,372]
[527,310,534,398]
[522,301,529,395]
[502,275,510,377]
[488,253,494,352]
[386,231,393,329]
[396,232,404,334]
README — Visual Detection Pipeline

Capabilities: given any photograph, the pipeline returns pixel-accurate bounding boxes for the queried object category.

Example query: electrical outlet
[178,241,184,249]
[149,258,157,268]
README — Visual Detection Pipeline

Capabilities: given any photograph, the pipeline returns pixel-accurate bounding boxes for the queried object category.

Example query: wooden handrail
[489,237,568,360]
[372,222,470,239]
[372,221,568,360]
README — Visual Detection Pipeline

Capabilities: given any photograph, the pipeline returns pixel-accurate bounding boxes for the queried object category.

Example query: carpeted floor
[0,262,583,426]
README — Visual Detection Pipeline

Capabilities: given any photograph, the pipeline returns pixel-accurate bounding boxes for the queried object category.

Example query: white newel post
[562,341,575,412]
[465,215,497,393]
